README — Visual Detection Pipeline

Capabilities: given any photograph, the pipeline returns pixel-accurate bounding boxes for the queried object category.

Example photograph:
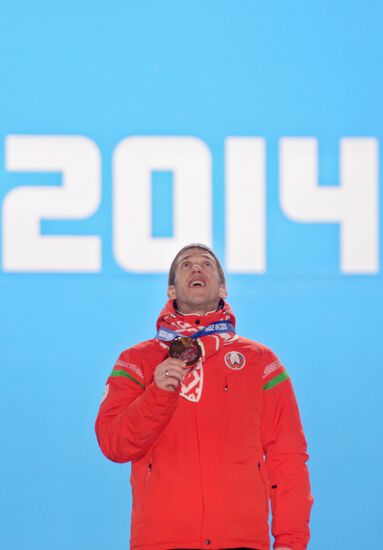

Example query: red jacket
[95,301,312,550]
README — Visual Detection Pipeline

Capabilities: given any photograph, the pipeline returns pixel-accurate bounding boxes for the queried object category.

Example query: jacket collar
[156,299,236,336]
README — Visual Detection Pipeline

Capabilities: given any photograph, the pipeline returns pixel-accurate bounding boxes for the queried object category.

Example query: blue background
[1,1,382,548]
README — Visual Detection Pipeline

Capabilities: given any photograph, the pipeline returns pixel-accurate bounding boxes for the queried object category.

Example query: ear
[167,286,177,300]
[219,284,227,299]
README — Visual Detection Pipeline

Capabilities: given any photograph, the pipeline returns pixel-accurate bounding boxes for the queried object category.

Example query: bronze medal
[169,337,202,366]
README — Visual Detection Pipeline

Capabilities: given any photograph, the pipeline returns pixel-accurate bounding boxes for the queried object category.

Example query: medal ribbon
[156,321,235,342]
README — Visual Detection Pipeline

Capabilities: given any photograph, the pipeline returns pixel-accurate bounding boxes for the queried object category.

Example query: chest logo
[224,351,246,370]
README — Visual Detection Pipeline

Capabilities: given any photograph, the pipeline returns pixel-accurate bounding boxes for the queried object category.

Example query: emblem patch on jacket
[224,351,246,370]
[180,361,203,402]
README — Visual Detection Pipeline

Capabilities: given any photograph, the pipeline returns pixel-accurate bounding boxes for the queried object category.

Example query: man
[95,244,313,550]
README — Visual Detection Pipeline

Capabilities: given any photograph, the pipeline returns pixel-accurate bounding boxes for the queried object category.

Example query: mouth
[188,279,206,288]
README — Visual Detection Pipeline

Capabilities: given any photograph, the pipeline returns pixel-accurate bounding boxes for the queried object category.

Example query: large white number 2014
[1,134,379,274]
[2,135,101,271]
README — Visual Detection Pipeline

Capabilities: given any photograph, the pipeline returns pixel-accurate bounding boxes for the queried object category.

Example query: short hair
[168,243,226,286]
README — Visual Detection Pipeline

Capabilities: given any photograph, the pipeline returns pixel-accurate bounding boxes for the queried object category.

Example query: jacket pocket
[258,461,270,514]
[269,482,278,519]
[141,462,153,514]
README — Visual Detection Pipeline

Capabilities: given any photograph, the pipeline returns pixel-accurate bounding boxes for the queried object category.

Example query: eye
[204,260,212,267]
[182,261,190,268]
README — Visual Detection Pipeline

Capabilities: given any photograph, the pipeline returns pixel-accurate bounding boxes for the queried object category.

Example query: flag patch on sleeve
[262,359,289,390]
[110,358,145,389]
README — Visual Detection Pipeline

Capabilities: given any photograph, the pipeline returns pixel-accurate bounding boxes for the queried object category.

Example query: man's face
[167,248,227,314]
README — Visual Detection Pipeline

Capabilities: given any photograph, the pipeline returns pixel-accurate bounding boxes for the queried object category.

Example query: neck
[174,299,222,316]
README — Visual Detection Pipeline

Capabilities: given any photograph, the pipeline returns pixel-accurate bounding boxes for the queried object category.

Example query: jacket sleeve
[95,348,179,463]
[260,352,313,550]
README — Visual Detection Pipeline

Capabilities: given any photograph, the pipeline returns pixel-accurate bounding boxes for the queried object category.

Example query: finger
[167,358,188,368]
[164,376,181,390]
[163,365,185,376]
[164,369,184,382]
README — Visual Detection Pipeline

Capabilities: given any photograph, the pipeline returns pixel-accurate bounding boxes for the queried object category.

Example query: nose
[192,263,202,273]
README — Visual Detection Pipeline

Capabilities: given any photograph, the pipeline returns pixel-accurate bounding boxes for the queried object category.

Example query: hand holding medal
[154,338,201,392]
[153,356,187,392]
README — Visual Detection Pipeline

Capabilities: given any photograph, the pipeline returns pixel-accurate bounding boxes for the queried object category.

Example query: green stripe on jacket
[263,371,289,391]
[110,369,145,389]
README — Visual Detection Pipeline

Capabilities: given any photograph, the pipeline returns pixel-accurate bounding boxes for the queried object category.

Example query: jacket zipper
[195,405,206,546]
